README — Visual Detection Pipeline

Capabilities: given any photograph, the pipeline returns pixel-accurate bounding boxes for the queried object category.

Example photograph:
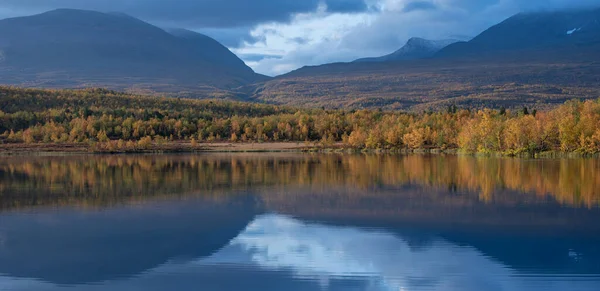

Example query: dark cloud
[445,0,500,12]
[325,0,370,13]
[288,37,310,45]
[1,0,371,48]
[402,1,438,13]
[0,0,370,27]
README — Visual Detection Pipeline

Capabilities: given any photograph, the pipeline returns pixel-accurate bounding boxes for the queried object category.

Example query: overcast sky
[0,0,598,76]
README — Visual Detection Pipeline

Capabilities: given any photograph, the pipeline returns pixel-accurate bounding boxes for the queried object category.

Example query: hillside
[354,37,459,63]
[249,8,600,110]
[0,9,267,94]
[437,8,600,57]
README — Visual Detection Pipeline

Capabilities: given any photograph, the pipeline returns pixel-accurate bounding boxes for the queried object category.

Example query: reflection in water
[1,210,599,291]
[216,214,516,291]
[0,153,599,290]
[0,197,257,285]
[203,214,600,291]
[0,154,599,209]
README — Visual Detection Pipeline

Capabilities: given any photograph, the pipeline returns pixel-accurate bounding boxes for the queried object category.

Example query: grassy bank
[6,141,596,158]
[0,141,320,155]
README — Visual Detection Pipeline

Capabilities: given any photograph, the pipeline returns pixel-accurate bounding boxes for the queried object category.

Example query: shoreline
[0,142,597,158]
[0,142,322,155]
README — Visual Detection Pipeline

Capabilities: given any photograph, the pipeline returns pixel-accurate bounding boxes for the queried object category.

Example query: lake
[0,153,599,291]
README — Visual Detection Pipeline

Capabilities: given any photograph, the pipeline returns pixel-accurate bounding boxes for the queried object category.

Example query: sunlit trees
[1,87,600,155]
[348,129,367,148]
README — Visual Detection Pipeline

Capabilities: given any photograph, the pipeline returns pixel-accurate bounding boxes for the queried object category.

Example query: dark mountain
[354,37,459,63]
[437,8,600,57]
[0,9,267,93]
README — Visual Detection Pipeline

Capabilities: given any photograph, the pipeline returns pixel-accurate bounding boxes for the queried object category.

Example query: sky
[0,0,598,76]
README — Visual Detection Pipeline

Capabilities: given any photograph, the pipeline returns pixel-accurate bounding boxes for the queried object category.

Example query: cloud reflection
[210,214,518,291]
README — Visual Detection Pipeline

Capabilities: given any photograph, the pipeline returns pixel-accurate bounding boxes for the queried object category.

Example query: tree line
[1,86,599,154]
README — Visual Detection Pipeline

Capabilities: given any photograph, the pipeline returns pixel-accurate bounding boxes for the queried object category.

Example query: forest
[1,86,600,155]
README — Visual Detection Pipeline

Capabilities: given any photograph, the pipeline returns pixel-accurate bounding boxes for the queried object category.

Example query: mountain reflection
[2,212,598,291]
[0,153,599,210]
[0,197,257,285]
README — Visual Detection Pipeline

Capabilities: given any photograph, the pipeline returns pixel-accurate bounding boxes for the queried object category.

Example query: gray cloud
[0,0,372,49]
[402,1,438,13]
[288,37,310,45]
[238,54,283,62]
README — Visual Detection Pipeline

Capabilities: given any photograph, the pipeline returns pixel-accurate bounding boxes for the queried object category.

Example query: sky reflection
[198,214,600,291]
[1,213,599,291]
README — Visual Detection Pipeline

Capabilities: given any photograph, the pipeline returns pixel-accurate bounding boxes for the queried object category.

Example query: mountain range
[252,7,600,110]
[0,8,600,109]
[354,38,460,63]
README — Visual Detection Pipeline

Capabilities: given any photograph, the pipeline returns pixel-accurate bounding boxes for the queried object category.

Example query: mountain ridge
[437,7,600,58]
[354,37,460,63]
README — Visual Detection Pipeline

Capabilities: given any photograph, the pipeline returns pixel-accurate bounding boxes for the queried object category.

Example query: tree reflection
[0,154,598,210]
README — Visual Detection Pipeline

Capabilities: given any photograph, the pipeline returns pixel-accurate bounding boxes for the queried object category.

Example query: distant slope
[0,9,267,94]
[354,38,459,63]
[248,8,600,111]
[437,8,600,57]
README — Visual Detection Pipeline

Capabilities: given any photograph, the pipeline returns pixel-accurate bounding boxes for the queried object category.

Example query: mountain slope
[354,38,458,63]
[167,28,256,74]
[437,8,600,57]
[0,9,267,93]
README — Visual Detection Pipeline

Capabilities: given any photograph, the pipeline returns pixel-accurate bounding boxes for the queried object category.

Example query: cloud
[288,37,310,45]
[402,1,438,12]
[238,53,283,63]
[232,8,377,75]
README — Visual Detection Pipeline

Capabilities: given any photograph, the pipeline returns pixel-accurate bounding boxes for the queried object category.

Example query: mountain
[248,8,600,111]
[0,9,267,93]
[354,38,459,63]
[437,8,600,57]
[166,28,253,71]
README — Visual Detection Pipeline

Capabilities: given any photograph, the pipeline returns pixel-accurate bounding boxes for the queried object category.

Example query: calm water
[0,153,599,291]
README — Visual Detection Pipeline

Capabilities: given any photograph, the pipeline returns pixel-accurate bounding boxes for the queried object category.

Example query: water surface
[0,154,599,290]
